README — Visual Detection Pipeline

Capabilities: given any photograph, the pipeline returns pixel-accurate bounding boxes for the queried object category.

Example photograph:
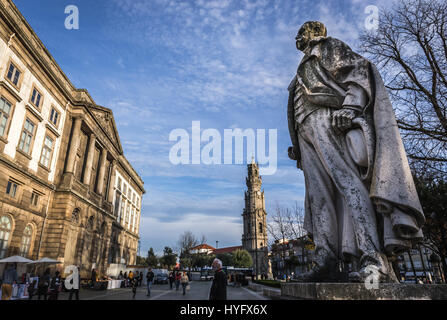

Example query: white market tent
[27,258,61,265]
[0,256,34,263]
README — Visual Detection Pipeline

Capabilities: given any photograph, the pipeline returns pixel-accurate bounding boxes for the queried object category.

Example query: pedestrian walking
[28,278,38,300]
[139,271,143,287]
[91,268,97,288]
[180,272,189,296]
[209,259,227,300]
[146,267,154,297]
[68,267,81,300]
[169,271,175,290]
[175,271,181,291]
[48,271,62,300]
[1,263,18,300]
[37,268,51,300]
[131,276,138,299]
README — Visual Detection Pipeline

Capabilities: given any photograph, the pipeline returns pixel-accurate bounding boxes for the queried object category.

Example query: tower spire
[242,161,269,279]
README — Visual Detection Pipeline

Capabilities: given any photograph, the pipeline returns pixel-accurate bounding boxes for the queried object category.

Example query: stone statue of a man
[287,21,425,282]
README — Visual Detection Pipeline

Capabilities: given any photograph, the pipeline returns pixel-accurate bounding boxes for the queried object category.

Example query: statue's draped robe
[287,37,424,264]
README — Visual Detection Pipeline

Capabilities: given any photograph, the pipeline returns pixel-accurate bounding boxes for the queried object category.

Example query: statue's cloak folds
[287,37,425,255]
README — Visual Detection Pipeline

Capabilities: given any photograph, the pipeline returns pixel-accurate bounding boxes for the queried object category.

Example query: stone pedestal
[281,283,447,300]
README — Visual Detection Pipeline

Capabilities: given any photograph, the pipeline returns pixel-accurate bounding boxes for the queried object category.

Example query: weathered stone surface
[287,21,425,282]
[281,283,447,300]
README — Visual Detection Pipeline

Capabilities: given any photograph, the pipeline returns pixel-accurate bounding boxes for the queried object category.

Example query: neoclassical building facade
[0,0,144,277]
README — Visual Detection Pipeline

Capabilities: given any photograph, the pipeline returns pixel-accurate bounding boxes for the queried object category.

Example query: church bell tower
[242,158,269,278]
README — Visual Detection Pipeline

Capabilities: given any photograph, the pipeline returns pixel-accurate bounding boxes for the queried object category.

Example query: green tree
[147,247,158,267]
[180,256,192,269]
[191,253,216,268]
[233,249,253,268]
[216,253,234,267]
[136,255,148,266]
[160,246,177,269]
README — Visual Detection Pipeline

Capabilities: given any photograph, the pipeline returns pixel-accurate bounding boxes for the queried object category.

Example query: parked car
[200,269,214,281]
[154,271,169,284]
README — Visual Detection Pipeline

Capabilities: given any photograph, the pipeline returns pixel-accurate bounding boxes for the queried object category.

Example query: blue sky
[14,0,391,256]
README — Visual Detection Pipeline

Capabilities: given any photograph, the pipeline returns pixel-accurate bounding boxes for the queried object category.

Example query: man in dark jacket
[209,259,227,300]
[146,268,154,297]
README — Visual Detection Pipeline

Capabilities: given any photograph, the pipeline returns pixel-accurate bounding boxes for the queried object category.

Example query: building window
[30,192,39,206]
[126,203,130,227]
[0,97,12,137]
[6,62,21,87]
[30,87,42,108]
[49,107,59,127]
[117,177,122,191]
[114,191,121,218]
[0,216,12,259]
[18,118,35,154]
[100,222,106,235]
[259,222,263,234]
[123,184,127,197]
[19,225,33,257]
[71,209,80,224]
[131,208,136,232]
[6,180,18,198]
[87,216,94,231]
[40,135,54,168]
[119,201,125,224]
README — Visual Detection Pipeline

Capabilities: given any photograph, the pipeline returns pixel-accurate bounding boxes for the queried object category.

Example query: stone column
[107,160,117,203]
[65,117,83,174]
[83,133,96,185]
[96,148,108,195]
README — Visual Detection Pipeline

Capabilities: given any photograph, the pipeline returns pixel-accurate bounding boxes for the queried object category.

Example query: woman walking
[180,272,189,296]
[169,271,175,290]
[175,271,181,291]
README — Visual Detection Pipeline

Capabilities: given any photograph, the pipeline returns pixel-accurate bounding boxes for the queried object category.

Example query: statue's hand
[288,146,303,170]
[332,109,358,132]
[288,146,298,161]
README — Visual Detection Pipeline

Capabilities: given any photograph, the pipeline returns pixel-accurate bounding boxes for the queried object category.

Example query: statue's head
[296,21,327,51]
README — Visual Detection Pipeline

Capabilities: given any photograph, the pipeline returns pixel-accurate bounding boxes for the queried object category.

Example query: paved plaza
[37,281,269,301]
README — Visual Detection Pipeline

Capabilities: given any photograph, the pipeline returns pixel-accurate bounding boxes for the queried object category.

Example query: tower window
[259,222,263,234]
